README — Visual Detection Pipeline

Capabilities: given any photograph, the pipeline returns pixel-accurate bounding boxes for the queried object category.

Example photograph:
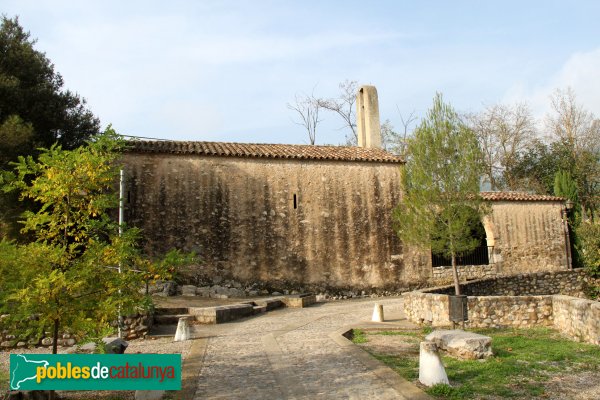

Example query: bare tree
[546,88,600,220]
[469,103,536,190]
[379,111,417,156]
[318,79,358,145]
[546,87,599,153]
[287,91,322,145]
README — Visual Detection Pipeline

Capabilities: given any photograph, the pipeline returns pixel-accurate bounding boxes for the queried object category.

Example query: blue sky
[3,0,600,145]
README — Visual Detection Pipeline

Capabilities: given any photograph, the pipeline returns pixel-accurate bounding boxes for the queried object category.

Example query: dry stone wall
[553,295,600,345]
[402,291,451,326]
[0,313,150,349]
[456,270,593,298]
[432,264,499,284]
[403,271,600,345]
[467,295,553,328]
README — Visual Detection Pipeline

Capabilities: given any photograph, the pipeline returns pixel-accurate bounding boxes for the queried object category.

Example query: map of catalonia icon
[10,354,49,390]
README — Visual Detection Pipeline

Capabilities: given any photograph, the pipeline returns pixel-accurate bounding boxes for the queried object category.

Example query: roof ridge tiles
[125,139,403,163]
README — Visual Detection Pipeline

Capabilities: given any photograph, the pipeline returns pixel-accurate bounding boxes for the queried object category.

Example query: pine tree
[394,93,487,295]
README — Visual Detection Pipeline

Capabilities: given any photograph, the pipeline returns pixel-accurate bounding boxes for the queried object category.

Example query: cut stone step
[153,314,193,325]
[147,324,177,337]
[154,307,189,315]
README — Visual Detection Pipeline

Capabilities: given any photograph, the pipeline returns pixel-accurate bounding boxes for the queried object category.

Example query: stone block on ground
[281,293,316,308]
[189,303,254,324]
[425,329,492,359]
[102,337,129,354]
[181,285,197,296]
[253,297,284,311]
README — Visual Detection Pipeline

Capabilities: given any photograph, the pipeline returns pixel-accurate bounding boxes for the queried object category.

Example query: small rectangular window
[293,193,297,209]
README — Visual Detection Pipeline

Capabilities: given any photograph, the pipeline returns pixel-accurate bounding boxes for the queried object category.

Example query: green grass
[351,329,368,344]
[361,327,600,399]
[1,369,8,392]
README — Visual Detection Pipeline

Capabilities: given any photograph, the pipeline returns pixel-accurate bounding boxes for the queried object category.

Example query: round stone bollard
[371,303,384,322]
[419,341,449,387]
[174,317,190,342]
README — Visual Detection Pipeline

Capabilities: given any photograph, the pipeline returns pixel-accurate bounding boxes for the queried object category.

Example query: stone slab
[281,294,317,308]
[425,329,492,359]
[188,303,255,324]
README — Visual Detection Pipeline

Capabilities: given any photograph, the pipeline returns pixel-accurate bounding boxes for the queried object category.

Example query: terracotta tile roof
[125,140,404,163]
[480,192,564,202]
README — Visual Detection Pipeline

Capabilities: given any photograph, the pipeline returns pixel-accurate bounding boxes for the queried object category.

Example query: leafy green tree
[394,93,486,295]
[1,16,101,239]
[576,222,600,283]
[554,169,584,268]
[0,16,100,158]
[0,129,191,354]
[554,170,580,217]
[509,139,572,195]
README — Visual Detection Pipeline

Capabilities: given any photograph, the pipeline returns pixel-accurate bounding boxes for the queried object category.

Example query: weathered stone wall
[432,264,499,284]
[485,201,569,274]
[553,295,600,345]
[403,271,600,345]
[467,295,554,328]
[123,153,431,291]
[456,270,592,298]
[402,291,451,326]
[403,291,555,328]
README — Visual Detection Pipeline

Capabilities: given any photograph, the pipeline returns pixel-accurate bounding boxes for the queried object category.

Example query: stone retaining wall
[553,295,600,345]
[423,270,595,298]
[456,270,593,298]
[432,264,499,284]
[467,296,553,328]
[403,272,600,345]
[0,313,151,349]
[402,291,451,326]
[402,292,554,329]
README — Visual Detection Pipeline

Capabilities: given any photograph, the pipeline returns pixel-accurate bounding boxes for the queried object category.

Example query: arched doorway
[431,208,491,268]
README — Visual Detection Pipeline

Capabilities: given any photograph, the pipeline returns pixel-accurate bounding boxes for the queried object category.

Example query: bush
[577,222,600,277]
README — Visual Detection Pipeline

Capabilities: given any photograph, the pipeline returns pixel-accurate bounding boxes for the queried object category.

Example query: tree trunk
[52,318,59,354]
[451,252,461,295]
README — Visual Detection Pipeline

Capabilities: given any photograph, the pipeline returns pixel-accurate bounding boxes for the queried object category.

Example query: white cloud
[503,47,600,117]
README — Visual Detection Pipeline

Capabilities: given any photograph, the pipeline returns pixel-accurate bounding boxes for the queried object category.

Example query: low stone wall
[0,313,151,349]
[402,292,553,328]
[402,291,451,326]
[120,313,153,341]
[403,279,600,345]
[424,269,595,298]
[467,296,553,328]
[456,270,593,298]
[432,264,499,284]
[553,295,600,345]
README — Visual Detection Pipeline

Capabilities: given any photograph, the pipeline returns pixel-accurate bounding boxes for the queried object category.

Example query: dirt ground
[357,330,600,400]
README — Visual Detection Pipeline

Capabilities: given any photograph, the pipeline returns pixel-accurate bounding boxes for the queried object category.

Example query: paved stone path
[188,297,430,400]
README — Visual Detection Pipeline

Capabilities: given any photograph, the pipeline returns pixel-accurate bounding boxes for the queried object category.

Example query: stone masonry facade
[122,146,431,292]
[122,140,570,293]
